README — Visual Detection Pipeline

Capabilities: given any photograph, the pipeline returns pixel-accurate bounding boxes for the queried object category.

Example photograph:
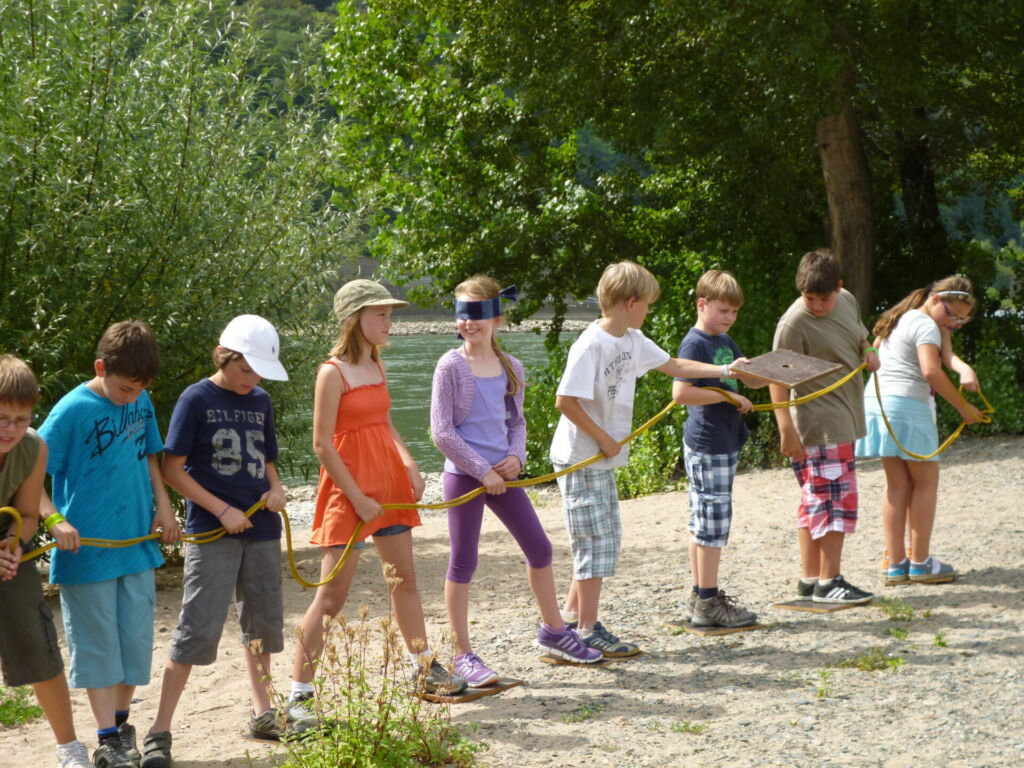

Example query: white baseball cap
[218,315,289,381]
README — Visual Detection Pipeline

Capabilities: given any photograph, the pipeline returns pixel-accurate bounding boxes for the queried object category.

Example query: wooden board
[773,599,872,613]
[664,620,768,636]
[537,653,622,666]
[419,678,524,704]
[732,349,842,389]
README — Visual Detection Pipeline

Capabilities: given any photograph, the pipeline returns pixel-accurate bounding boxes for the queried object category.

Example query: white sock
[799,577,817,586]
[560,609,578,624]
[817,577,835,586]
[408,648,434,667]
[290,681,314,698]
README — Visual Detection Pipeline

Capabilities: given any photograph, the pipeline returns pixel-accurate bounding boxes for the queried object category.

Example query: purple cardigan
[430,348,528,481]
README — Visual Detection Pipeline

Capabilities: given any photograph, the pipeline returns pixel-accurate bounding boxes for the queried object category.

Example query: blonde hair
[330,309,381,365]
[0,354,39,407]
[596,261,660,314]
[696,269,744,307]
[455,275,521,397]
[872,275,975,340]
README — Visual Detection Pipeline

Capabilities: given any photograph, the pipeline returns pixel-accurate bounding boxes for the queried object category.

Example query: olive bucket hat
[333,279,409,323]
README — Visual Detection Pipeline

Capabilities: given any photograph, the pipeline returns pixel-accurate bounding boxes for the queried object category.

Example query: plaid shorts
[684,446,739,548]
[791,442,858,540]
[555,465,621,579]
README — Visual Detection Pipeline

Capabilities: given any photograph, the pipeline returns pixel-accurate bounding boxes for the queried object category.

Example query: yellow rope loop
[704,363,869,411]
[2,506,22,554]
[871,375,994,460]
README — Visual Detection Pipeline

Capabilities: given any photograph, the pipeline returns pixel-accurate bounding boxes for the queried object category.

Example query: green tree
[0,0,358,477]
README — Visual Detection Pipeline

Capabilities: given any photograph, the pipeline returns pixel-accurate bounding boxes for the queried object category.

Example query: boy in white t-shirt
[549,261,743,656]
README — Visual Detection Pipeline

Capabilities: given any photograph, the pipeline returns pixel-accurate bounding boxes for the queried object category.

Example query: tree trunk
[897,130,953,283]
[817,100,874,314]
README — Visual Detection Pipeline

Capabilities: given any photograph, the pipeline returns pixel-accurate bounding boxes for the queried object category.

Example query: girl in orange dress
[288,280,465,702]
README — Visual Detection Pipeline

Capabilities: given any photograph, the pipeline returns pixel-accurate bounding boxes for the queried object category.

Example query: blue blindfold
[455,285,518,320]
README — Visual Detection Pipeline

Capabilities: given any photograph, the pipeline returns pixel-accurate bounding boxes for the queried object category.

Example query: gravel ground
[2,436,1021,767]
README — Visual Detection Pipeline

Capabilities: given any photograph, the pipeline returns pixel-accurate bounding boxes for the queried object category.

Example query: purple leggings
[444,472,553,584]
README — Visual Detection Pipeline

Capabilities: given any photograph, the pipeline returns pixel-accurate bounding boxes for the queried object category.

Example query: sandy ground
[3,435,1023,767]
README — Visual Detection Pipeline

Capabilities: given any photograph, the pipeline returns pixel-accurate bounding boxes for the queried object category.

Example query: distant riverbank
[390,317,592,336]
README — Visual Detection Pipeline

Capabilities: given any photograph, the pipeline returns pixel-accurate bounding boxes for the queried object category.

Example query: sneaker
[581,622,640,657]
[56,740,92,768]
[812,575,874,604]
[118,723,140,766]
[285,692,318,733]
[909,556,958,584]
[534,623,603,663]
[139,732,171,768]
[691,591,757,628]
[93,738,134,768]
[453,652,499,687]
[884,556,910,586]
[413,659,468,696]
[250,709,289,741]
[682,590,698,621]
[795,579,815,601]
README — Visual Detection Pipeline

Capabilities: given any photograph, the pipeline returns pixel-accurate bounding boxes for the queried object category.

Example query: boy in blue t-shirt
[39,321,179,768]
[672,270,760,628]
[140,316,309,768]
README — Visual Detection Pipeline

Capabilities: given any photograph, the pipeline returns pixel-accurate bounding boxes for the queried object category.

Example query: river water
[280,332,554,482]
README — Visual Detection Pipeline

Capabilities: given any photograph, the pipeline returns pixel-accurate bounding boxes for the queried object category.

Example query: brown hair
[872,275,975,340]
[0,354,40,407]
[696,269,744,307]
[596,261,661,314]
[795,249,841,295]
[455,275,522,397]
[96,320,160,382]
[330,310,381,365]
[212,347,245,369]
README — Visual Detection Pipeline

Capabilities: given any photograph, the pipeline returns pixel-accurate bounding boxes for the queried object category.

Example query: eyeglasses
[0,415,32,430]
[941,301,971,327]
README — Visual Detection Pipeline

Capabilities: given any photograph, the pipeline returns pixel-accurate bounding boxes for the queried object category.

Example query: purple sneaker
[534,623,603,663]
[453,652,499,687]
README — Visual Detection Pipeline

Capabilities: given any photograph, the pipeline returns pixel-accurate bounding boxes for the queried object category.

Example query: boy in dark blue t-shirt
[140,316,310,768]
[672,270,760,628]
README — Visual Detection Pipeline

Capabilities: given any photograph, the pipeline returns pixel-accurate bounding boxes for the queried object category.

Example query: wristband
[721,363,731,379]
[216,504,231,519]
[863,346,878,356]
[43,512,66,531]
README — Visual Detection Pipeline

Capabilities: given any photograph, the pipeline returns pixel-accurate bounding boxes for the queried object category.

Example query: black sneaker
[93,737,134,768]
[812,575,873,604]
[118,723,141,766]
[139,732,171,768]
[795,579,815,601]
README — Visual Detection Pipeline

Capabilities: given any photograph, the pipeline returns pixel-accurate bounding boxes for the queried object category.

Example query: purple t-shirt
[164,378,281,540]
[443,373,510,475]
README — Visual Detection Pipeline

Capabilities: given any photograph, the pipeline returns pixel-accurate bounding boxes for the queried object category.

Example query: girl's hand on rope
[353,494,384,523]
[261,486,287,513]
[492,455,522,481]
[959,367,980,393]
[958,401,984,426]
[218,506,252,535]
[481,469,507,495]
[50,520,82,553]
[1,536,20,580]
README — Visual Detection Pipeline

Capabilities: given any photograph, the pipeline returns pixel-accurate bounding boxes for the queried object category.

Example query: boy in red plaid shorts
[769,250,880,604]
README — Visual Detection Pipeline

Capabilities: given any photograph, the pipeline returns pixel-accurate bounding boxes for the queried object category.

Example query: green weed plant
[277,609,482,768]
[835,647,905,672]
[0,686,43,727]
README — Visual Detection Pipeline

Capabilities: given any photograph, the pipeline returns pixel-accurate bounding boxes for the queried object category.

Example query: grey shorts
[555,465,622,580]
[0,560,63,686]
[169,537,284,665]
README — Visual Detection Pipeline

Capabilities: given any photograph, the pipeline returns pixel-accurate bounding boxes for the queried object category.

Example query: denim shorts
[331,523,412,550]
[60,570,156,688]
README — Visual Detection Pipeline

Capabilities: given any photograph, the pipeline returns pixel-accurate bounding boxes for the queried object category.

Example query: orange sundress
[309,360,421,546]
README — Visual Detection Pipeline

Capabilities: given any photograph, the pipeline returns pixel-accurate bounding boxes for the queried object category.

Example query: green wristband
[863,346,878,356]
[43,512,66,531]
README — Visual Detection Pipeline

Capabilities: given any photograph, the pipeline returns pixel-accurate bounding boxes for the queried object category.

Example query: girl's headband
[932,290,971,299]
[455,285,518,320]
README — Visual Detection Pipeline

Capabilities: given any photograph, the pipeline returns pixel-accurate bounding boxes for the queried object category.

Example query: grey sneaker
[118,723,141,766]
[56,740,91,768]
[93,738,134,768]
[286,692,318,732]
[581,622,640,657]
[250,709,289,741]
[691,592,757,628]
[139,732,171,768]
[413,659,467,696]
[909,556,957,583]
[681,590,698,621]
